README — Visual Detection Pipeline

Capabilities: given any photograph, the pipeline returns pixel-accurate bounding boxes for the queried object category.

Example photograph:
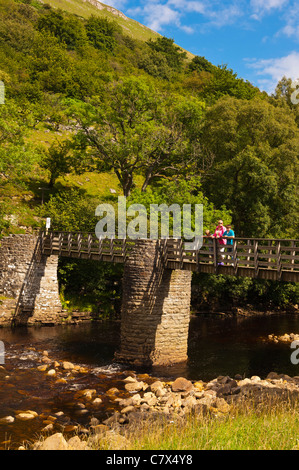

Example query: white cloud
[129,2,181,31]
[127,0,245,33]
[278,1,299,40]
[250,0,289,18]
[247,51,299,93]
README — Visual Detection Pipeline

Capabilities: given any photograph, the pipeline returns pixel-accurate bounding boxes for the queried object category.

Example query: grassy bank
[93,401,299,451]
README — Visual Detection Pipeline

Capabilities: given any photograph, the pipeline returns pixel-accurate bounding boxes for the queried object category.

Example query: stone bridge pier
[115,239,192,367]
[0,234,63,325]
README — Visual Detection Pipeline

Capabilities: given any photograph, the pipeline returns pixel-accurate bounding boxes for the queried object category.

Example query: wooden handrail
[40,231,299,281]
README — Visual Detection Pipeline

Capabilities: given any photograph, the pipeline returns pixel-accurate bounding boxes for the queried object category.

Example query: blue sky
[104,0,299,94]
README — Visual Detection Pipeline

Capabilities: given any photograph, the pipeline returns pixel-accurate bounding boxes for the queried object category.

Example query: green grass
[43,0,160,42]
[92,401,299,450]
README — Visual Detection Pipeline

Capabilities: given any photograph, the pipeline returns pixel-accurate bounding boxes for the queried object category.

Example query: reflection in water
[0,314,299,448]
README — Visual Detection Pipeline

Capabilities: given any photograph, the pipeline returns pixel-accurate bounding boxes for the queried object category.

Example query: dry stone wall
[115,239,192,366]
[0,234,65,325]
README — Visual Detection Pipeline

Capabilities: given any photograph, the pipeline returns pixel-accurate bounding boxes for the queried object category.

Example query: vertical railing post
[233,238,237,275]
[277,241,281,281]
[50,231,54,255]
[290,240,295,271]
[98,238,103,260]
[179,239,184,269]
[213,237,218,273]
[110,238,114,262]
[254,239,259,278]
[40,231,45,254]
[58,232,62,254]
[88,233,92,258]
[246,239,251,266]
[122,238,127,262]
[67,232,72,256]
[77,233,82,255]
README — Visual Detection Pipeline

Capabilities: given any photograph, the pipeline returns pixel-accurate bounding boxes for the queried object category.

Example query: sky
[104,0,299,94]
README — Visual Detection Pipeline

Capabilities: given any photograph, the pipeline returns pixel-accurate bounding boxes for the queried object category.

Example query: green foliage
[71,78,205,196]
[58,258,123,316]
[146,36,187,71]
[85,15,120,52]
[37,9,88,49]
[38,188,98,232]
[0,99,39,179]
[200,96,299,237]
[39,139,74,187]
[128,177,231,235]
[0,202,10,238]
[192,273,299,311]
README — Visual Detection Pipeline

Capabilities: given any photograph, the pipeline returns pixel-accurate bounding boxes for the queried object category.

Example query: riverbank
[27,370,299,450]
[1,345,299,450]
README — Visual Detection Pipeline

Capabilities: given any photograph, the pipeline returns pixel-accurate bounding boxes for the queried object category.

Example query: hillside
[42,0,161,42]
[0,0,298,313]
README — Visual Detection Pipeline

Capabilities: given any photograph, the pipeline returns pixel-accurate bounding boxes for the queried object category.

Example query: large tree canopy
[70,76,205,196]
[200,96,299,237]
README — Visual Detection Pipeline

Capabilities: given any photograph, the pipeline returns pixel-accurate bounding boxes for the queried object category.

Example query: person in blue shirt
[223,224,235,259]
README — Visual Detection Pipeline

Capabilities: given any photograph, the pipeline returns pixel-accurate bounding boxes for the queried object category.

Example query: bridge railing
[40,232,299,281]
[165,237,299,280]
[40,231,137,262]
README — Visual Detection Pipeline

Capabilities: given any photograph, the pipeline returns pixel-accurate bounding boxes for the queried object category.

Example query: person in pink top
[213,220,227,244]
[213,220,226,264]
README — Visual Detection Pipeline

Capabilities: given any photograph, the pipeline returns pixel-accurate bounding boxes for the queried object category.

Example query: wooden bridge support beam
[115,239,192,367]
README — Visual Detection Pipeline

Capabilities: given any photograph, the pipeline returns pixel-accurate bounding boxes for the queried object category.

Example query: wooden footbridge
[41,231,299,283]
[1,231,298,366]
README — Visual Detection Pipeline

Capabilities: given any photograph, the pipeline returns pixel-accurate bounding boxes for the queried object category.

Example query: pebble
[0,416,15,424]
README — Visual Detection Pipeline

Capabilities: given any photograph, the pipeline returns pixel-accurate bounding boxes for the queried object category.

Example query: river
[0,313,299,449]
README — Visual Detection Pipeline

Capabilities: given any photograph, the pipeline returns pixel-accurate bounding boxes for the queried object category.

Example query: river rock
[124,381,146,392]
[16,411,37,421]
[35,433,69,450]
[213,398,231,413]
[150,381,164,392]
[121,405,135,414]
[47,369,56,377]
[92,398,103,406]
[171,377,193,393]
[67,436,89,450]
[123,376,137,383]
[62,361,75,370]
[0,416,15,424]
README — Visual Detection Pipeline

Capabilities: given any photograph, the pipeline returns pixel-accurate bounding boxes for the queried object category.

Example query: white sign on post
[46,218,51,230]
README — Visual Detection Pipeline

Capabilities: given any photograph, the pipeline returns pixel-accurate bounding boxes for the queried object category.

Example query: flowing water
[0,313,299,449]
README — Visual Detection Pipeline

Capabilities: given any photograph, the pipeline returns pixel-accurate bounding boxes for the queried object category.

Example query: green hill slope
[43,0,160,42]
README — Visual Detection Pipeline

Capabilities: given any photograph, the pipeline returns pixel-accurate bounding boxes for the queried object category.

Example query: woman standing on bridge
[213,220,227,264]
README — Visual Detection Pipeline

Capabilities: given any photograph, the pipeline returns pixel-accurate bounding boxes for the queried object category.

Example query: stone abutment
[0,234,64,325]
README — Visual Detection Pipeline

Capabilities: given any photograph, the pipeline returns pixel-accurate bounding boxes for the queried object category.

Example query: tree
[40,139,73,187]
[85,15,121,52]
[70,77,205,196]
[200,96,299,237]
[146,36,187,71]
[0,100,38,179]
